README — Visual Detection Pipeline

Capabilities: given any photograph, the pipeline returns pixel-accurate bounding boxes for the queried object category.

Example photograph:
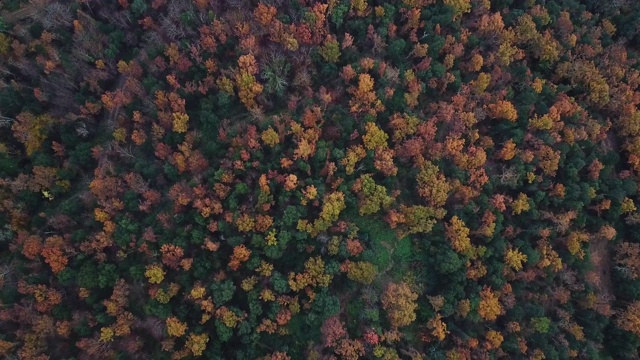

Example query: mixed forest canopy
[3,0,640,359]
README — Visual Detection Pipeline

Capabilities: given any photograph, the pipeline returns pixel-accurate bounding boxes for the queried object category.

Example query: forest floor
[591,131,620,302]
[590,236,615,302]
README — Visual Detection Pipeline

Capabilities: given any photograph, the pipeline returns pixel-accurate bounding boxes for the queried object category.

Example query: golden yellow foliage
[567,323,585,341]
[302,185,318,205]
[166,317,188,337]
[342,145,367,175]
[186,333,209,356]
[265,229,278,246]
[446,216,473,255]
[357,174,393,215]
[12,113,53,156]
[416,161,451,208]
[260,288,276,302]
[622,197,637,214]
[505,248,528,271]
[496,41,522,67]
[190,285,206,299]
[443,0,471,19]
[478,287,502,321]
[363,122,389,150]
[94,208,109,223]
[350,0,368,17]
[217,307,241,328]
[457,299,471,318]
[566,231,589,258]
[300,192,346,236]
[235,70,263,109]
[289,256,332,291]
[532,78,545,93]
[172,112,189,133]
[261,127,280,147]
[145,264,166,284]
[112,128,127,143]
[400,205,442,235]
[487,100,518,122]
[346,261,377,284]
[602,19,616,36]
[99,327,115,342]
[236,214,255,232]
[349,74,385,115]
[474,72,491,93]
[511,193,530,215]
[428,313,449,341]
[485,330,503,350]
[469,54,483,72]
[319,35,341,63]
[0,34,10,56]
[241,276,258,291]
[537,239,563,272]
[381,282,419,328]
[497,139,517,160]
[256,261,274,277]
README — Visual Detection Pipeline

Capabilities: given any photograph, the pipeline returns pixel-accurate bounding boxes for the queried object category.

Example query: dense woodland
[3,0,640,359]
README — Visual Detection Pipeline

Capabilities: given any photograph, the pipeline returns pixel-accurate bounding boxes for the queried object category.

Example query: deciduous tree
[381,282,418,328]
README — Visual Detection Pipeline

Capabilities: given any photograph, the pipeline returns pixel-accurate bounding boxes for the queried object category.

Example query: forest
[2,0,640,359]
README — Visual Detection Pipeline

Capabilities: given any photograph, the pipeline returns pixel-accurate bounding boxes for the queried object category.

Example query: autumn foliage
[1,0,639,359]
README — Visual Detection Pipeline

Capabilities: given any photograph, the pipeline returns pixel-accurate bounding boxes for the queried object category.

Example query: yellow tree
[349,73,385,116]
[172,112,189,133]
[416,161,451,208]
[511,193,530,215]
[381,282,419,328]
[485,330,504,350]
[166,317,188,337]
[399,205,443,235]
[443,0,471,19]
[487,100,518,122]
[536,145,561,176]
[346,261,377,284]
[566,231,589,259]
[12,112,53,156]
[288,256,332,291]
[478,286,502,321]
[355,174,393,215]
[186,333,209,356]
[362,122,389,150]
[446,216,472,256]
[235,54,263,109]
[342,145,366,175]
[497,139,517,160]
[427,313,449,341]
[505,248,528,271]
[299,192,346,236]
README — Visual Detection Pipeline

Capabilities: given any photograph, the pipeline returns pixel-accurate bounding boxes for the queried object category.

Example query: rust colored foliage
[41,236,68,274]
[321,316,347,348]
[1,1,639,359]
[229,244,252,270]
